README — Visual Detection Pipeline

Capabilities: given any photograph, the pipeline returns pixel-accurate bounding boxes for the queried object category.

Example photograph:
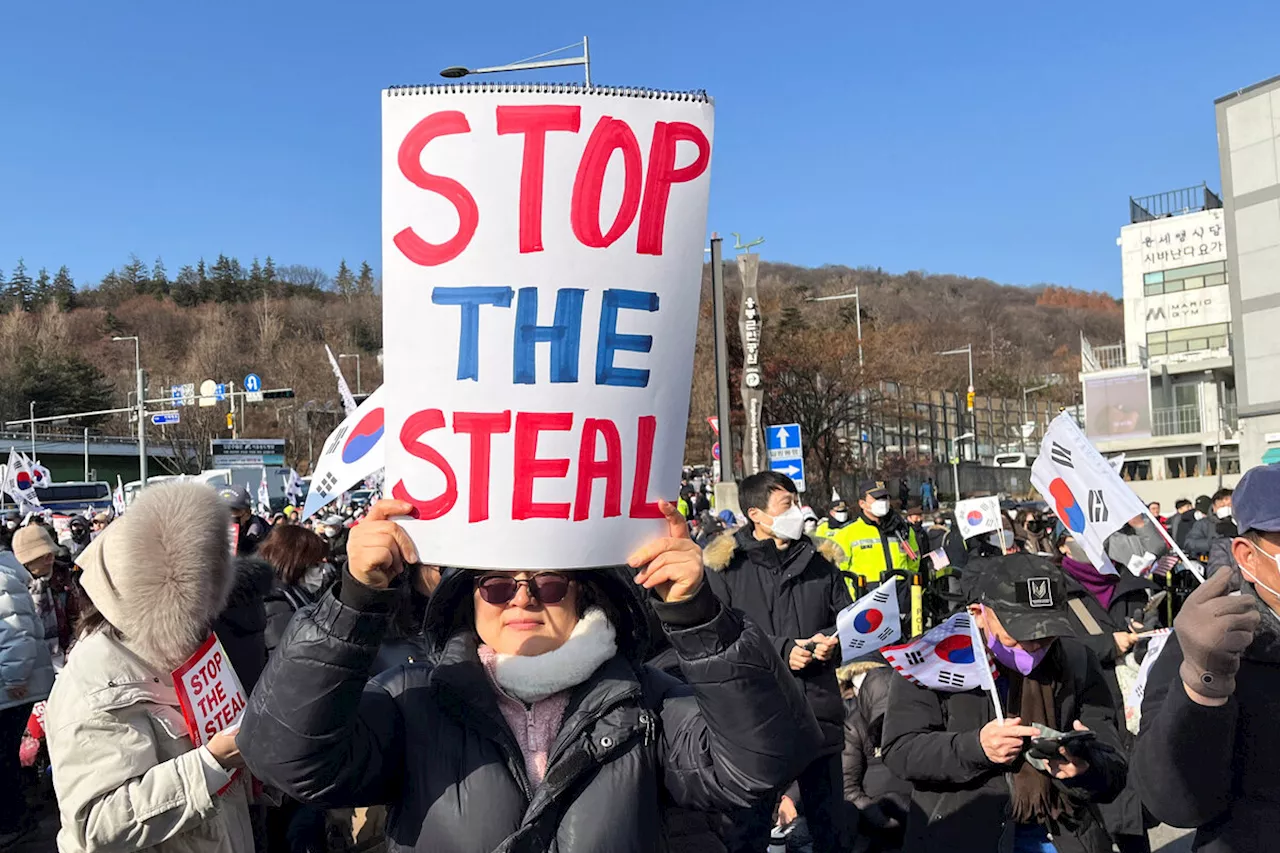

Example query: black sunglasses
[476,573,572,606]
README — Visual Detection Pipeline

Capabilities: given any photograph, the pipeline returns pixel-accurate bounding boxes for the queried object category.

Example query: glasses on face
[475,572,572,606]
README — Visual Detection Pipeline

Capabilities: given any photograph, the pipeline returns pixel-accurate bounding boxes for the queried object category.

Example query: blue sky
[1,0,1277,295]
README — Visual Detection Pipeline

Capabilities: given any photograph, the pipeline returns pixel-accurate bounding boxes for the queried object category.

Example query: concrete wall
[1121,473,1242,508]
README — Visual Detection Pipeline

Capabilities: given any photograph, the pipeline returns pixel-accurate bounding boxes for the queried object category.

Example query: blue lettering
[513,287,585,384]
[431,286,515,381]
[595,289,659,388]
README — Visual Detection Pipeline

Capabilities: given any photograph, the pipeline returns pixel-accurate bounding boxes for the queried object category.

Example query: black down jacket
[239,570,823,853]
[703,527,853,752]
[213,556,273,693]
[881,638,1128,853]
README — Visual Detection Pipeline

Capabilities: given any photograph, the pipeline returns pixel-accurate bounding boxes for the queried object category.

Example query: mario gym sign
[382,83,714,569]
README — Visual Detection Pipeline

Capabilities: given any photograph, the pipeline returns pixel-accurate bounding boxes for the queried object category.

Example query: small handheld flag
[882,612,997,694]
[836,578,901,662]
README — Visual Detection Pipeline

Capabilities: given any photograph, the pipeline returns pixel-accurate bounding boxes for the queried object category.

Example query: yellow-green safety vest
[830,517,920,598]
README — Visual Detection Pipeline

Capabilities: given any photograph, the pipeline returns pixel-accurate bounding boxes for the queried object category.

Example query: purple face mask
[985,620,1050,676]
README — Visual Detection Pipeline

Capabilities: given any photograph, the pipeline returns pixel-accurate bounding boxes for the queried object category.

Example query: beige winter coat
[44,629,252,853]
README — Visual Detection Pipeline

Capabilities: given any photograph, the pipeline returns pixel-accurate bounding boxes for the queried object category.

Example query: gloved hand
[859,802,900,832]
[1174,565,1260,700]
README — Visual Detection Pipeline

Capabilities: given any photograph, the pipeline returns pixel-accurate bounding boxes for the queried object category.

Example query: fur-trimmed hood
[703,529,846,572]
[77,482,236,671]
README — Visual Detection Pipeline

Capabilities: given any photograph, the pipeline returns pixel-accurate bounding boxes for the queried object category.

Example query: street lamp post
[709,235,735,484]
[805,288,863,367]
[441,37,592,86]
[29,401,35,459]
[936,344,974,458]
[951,431,975,503]
[1021,383,1051,455]
[112,335,146,488]
[339,353,363,396]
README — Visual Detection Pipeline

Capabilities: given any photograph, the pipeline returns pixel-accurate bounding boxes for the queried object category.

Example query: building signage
[738,253,764,475]
[211,439,286,469]
[1143,285,1230,333]
[1133,210,1226,272]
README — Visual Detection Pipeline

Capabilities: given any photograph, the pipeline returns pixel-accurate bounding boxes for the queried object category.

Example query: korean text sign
[382,85,714,569]
[172,634,247,746]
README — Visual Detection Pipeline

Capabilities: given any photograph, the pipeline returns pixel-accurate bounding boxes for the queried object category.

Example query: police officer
[1133,463,1280,853]
[219,485,269,556]
[882,555,1127,853]
[815,499,852,540]
[829,480,921,598]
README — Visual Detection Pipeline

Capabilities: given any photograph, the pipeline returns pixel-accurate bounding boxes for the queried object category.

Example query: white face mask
[830,510,848,523]
[4,522,15,531]
[760,504,805,541]
[870,500,890,518]
[1194,511,1206,520]
[988,530,1016,551]
[1243,542,1280,614]
[1216,506,1233,520]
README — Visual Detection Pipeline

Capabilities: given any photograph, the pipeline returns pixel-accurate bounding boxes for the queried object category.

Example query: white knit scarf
[491,607,617,704]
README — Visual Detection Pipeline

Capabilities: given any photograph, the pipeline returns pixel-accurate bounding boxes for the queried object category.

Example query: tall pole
[582,36,591,86]
[710,236,735,483]
[29,401,35,459]
[951,440,960,504]
[355,356,362,396]
[855,287,864,368]
[83,427,89,481]
[136,368,148,488]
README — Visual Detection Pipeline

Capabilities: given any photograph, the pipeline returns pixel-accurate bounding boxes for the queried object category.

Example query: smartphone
[1028,730,1095,760]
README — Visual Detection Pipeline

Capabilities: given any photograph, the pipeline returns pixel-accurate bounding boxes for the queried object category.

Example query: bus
[30,481,113,513]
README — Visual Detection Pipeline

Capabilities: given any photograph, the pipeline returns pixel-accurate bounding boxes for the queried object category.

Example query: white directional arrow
[776,464,801,477]
[776,426,791,448]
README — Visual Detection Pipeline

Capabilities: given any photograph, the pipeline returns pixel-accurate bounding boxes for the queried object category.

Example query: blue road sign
[150,412,180,425]
[766,423,801,452]
[215,383,227,401]
[243,373,262,393]
[769,456,807,492]
[171,385,185,407]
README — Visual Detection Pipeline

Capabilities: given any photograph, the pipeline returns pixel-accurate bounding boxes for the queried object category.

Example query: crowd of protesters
[0,461,1276,853]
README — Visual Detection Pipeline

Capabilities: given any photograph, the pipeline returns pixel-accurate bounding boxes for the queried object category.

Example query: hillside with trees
[0,254,1122,484]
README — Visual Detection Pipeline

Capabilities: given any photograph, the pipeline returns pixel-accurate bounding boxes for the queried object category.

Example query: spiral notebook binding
[385,83,710,102]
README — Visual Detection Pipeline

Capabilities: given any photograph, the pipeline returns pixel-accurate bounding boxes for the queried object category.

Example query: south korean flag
[836,577,901,662]
[882,612,998,693]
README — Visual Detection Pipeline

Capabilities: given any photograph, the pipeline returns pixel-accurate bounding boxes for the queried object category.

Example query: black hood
[422,567,651,664]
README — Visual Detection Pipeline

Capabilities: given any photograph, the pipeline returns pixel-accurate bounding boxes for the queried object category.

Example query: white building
[1077,185,1241,507]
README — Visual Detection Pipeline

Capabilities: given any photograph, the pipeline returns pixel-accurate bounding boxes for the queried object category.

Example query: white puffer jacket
[0,549,54,711]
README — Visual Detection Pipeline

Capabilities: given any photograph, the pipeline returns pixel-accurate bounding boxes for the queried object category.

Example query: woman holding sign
[239,498,822,852]
[43,483,252,853]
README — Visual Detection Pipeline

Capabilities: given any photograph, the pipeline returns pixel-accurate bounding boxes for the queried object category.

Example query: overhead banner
[382,84,714,569]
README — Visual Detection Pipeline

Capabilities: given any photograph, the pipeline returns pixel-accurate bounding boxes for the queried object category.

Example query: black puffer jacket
[881,638,1128,853]
[239,569,822,853]
[1134,583,1280,853]
[213,556,273,693]
[703,527,853,752]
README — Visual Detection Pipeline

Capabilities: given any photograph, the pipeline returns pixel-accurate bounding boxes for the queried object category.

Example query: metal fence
[1130,183,1222,224]
[1152,405,1202,437]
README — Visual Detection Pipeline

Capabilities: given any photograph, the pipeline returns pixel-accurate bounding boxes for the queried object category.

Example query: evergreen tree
[210,254,243,303]
[151,257,170,296]
[9,259,33,311]
[334,260,356,301]
[121,254,150,295]
[196,258,213,303]
[0,269,6,313]
[263,256,277,296]
[51,266,76,311]
[356,261,376,296]
[249,258,264,298]
[172,265,200,308]
[33,268,52,307]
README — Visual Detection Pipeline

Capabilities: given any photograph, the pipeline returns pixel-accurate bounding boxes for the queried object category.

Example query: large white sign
[1143,285,1230,333]
[382,85,714,569]
[1127,209,1226,273]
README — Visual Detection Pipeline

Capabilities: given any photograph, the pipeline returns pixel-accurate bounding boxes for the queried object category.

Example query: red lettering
[571,117,643,248]
[205,719,217,739]
[573,418,623,520]
[512,412,573,520]
[394,111,479,267]
[629,415,663,518]
[637,122,711,255]
[496,105,581,253]
[453,410,513,522]
[392,409,459,519]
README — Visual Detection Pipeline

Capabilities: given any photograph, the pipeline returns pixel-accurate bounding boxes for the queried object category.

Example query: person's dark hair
[423,568,649,663]
[1196,495,1212,515]
[1212,488,1234,504]
[256,525,330,586]
[739,471,796,517]
[1176,499,1192,511]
